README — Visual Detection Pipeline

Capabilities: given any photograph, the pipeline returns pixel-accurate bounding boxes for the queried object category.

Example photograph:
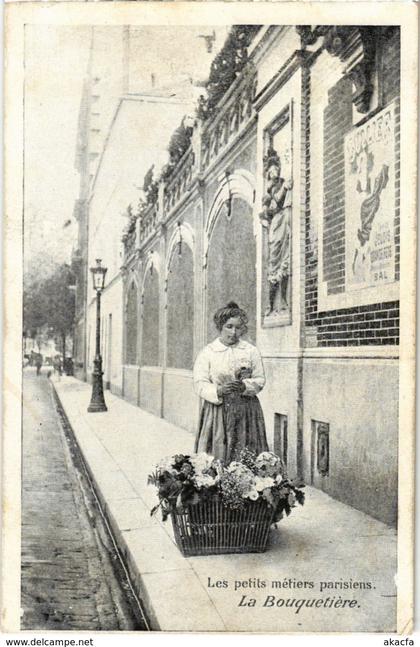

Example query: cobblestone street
[21,367,148,631]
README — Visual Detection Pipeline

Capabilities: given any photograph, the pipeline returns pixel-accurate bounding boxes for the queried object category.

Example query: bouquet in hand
[235,366,253,380]
[216,366,252,398]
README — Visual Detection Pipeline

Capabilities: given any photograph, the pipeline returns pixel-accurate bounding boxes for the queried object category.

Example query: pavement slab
[52,375,397,633]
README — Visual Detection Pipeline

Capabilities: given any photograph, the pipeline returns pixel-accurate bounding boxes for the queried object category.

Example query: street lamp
[87,259,108,413]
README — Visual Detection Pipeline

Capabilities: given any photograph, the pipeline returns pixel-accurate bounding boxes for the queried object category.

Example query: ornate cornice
[296,26,379,114]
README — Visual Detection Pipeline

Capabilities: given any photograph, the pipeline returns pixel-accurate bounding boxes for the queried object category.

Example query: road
[21,367,148,631]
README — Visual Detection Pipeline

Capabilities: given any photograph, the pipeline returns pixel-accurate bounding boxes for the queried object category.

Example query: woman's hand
[217,381,246,397]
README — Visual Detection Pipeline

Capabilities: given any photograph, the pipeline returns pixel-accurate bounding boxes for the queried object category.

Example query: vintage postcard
[3,0,417,637]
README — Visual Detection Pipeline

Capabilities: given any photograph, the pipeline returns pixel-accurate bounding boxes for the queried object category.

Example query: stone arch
[141,252,161,366]
[165,222,195,276]
[125,278,138,365]
[203,168,256,264]
[204,170,257,343]
[141,250,161,294]
[165,226,194,369]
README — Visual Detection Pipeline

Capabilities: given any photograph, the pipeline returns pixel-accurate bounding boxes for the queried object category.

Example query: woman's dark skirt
[194,394,269,463]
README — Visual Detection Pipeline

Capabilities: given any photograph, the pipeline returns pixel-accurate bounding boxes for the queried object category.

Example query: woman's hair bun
[213,301,248,332]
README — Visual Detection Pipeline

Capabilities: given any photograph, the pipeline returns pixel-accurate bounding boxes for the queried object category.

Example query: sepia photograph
[3,2,417,637]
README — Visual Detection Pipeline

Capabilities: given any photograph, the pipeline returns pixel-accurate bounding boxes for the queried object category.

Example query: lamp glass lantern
[90,258,107,291]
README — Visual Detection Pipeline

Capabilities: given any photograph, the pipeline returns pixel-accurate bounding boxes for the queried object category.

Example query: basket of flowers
[148,449,304,556]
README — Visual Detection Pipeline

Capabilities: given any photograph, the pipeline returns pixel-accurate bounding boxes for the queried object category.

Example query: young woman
[193,301,269,462]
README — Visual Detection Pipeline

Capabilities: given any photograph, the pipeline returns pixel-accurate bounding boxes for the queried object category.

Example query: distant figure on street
[35,354,43,376]
[53,355,62,377]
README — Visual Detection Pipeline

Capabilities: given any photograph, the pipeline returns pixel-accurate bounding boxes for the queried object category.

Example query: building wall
[163,368,198,433]
[86,275,124,396]
[297,29,400,524]
[83,26,401,525]
[302,356,398,525]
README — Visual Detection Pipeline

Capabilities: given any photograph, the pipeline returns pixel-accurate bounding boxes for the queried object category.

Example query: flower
[194,473,217,489]
[235,365,252,380]
[148,450,304,522]
[255,476,275,492]
[257,451,278,465]
[223,463,257,501]
[255,451,282,477]
[181,463,193,476]
[227,461,245,473]
[212,459,224,477]
[247,489,259,501]
[235,448,257,469]
[219,472,247,509]
[171,454,191,472]
[189,452,215,474]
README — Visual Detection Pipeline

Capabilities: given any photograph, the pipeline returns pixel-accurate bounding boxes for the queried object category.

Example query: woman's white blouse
[193,338,266,405]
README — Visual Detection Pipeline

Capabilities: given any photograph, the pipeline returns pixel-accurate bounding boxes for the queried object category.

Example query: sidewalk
[52,376,397,633]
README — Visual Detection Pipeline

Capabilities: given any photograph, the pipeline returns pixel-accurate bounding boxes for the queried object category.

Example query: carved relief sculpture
[259,146,292,316]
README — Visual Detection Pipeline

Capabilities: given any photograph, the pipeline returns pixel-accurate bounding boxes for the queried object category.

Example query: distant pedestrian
[53,356,62,377]
[35,354,43,376]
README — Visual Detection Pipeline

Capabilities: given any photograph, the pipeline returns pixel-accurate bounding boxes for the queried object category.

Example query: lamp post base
[87,401,108,413]
[88,356,108,413]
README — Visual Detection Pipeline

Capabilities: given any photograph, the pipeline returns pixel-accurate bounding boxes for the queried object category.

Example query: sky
[24,25,91,274]
[23,24,229,276]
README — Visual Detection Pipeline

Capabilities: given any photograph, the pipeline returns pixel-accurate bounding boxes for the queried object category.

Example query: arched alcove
[166,245,194,369]
[125,281,138,365]
[141,270,160,366]
[206,196,257,342]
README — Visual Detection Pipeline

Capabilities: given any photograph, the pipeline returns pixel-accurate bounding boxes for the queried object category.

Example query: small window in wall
[274,413,288,467]
[311,420,330,481]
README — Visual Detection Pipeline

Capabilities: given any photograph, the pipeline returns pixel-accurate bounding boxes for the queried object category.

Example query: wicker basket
[170,497,274,556]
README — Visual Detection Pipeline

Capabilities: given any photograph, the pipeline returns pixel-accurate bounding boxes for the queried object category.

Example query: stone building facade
[80,25,400,525]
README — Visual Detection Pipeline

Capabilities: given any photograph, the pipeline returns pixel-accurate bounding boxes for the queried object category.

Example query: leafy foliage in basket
[148,449,305,523]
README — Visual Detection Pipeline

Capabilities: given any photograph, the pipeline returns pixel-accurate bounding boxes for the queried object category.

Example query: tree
[23,263,76,359]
